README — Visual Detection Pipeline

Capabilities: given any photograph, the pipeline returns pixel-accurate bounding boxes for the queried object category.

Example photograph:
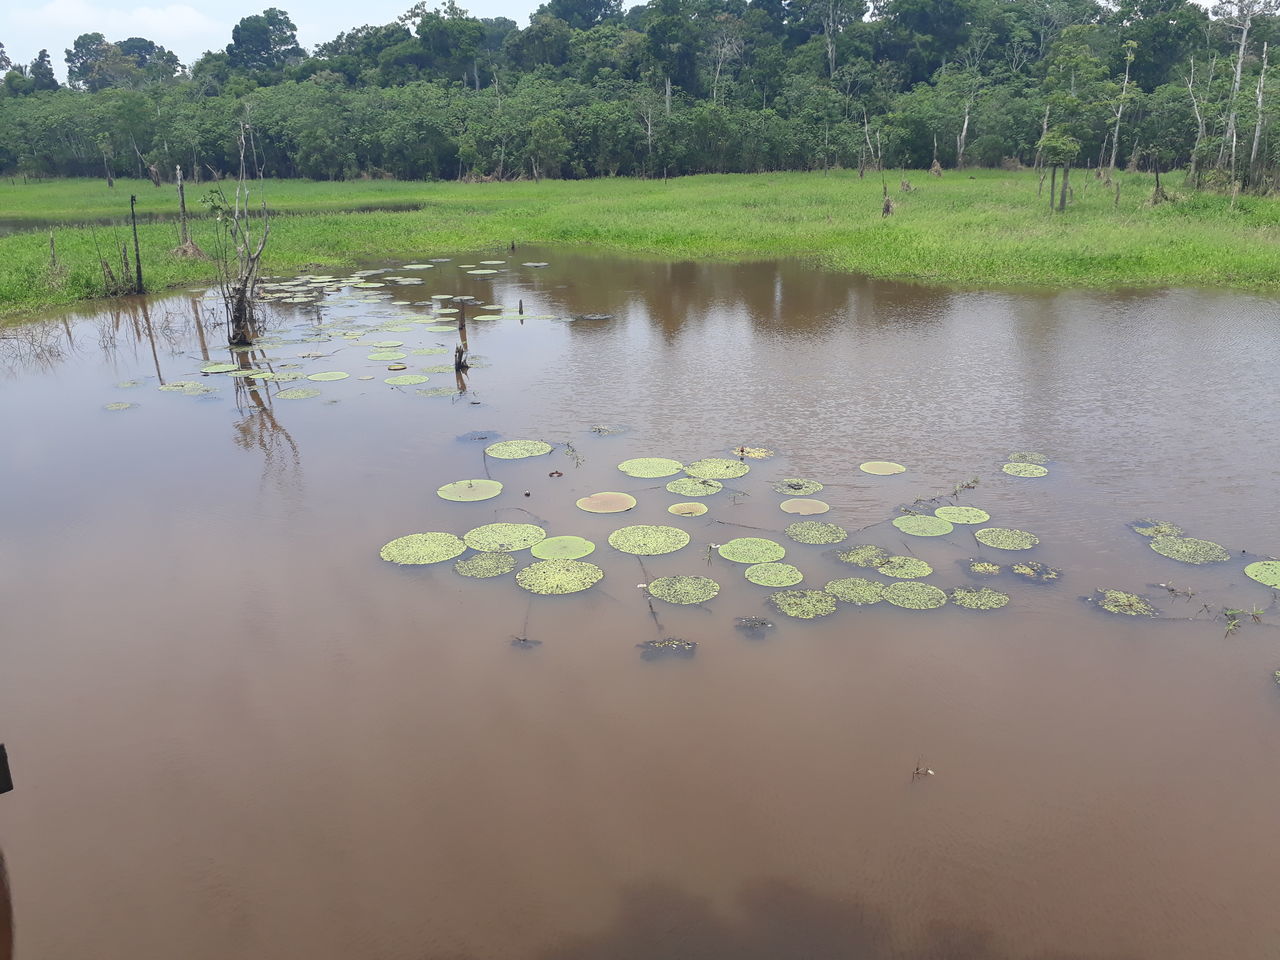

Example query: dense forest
[1,0,1278,186]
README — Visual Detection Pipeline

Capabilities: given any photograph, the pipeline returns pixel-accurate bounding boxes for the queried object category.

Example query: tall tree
[226,8,305,72]
[29,50,59,91]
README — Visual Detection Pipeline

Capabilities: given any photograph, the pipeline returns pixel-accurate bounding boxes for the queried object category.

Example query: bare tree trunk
[1058,162,1070,211]
[1221,12,1254,175]
[956,97,972,169]
[1249,42,1269,186]
[1049,164,1057,209]
[1109,46,1134,178]
[1186,58,1208,185]
[1033,104,1050,169]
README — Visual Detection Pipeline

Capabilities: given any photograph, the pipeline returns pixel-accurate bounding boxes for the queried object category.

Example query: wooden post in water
[129,195,144,294]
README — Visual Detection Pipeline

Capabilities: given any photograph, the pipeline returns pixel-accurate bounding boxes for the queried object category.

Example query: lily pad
[437,478,503,502]
[463,522,547,552]
[648,576,720,605]
[576,492,637,514]
[876,556,932,579]
[1002,463,1048,478]
[1244,560,1280,588]
[951,587,1010,610]
[486,439,553,460]
[860,461,906,475]
[1149,536,1230,565]
[454,552,517,579]
[668,502,708,517]
[380,532,466,565]
[307,371,349,382]
[516,559,604,595]
[158,381,201,392]
[969,561,1001,576]
[665,477,722,497]
[893,515,954,537]
[103,401,136,411]
[745,563,803,587]
[200,362,239,373]
[530,536,596,560]
[412,347,449,356]
[386,375,430,386]
[883,581,948,610]
[371,340,404,347]
[780,498,830,515]
[1130,519,1185,539]
[935,506,990,525]
[1094,589,1157,617]
[824,577,885,605]
[773,478,824,496]
[838,545,892,568]
[786,521,848,545]
[770,590,837,619]
[367,351,407,361]
[732,446,774,459]
[608,524,690,556]
[277,387,321,399]
[1007,452,1048,464]
[618,457,684,478]
[974,527,1039,550]
[685,458,750,480]
[718,538,786,564]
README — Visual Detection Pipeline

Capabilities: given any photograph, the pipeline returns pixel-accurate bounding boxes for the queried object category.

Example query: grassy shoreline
[3,169,1279,318]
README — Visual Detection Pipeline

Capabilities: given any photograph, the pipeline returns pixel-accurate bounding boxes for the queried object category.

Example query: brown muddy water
[1,248,1279,960]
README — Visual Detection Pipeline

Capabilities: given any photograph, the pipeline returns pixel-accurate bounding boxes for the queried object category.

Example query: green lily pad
[380,532,466,565]
[648,576,720,605]
[260,371,306,382]
[226,368,264,378]
[386,375,430,385]
[974,528,1039,550]
[786,521,848,545]
[781,498,830,515]
[1149,536,1230,564]
[666,477,723,497]
[718,538,786,564]
[1244,560,1280,588]
[116,380,142,388]
[277,387,321,399]
[467,268,499,275]
[744,563,803,587]
[486,439,553,459]
[773,478,824,496]
[893,515,954,537]
[412,347,449,356]
[1002,463,1048,478]
[607,524,690,556]
[1130,519,1185,538]
[103,401,136,411]
[367,351,408,361]
[463,522,547,552]
[934,506,990,524]
[1094,589,1156,616]
[951,587,1010,610]
[883,581,948,610]
[824,577,885,605]
[576,492,637,514]
[1007,452,1048,464]
[200,362,239,373]
[860,461,905,475]
[969,561,1001,576]
[731,446,774,459]
[516,559,604,595]
[437,478,503,502]
[876,556,932,579]
[838,545,891,568]
[668,502,708,517]
[618,457,684,478]
[770,589,837,619]
[307,371,349,382]
[685,458,749,480]
[530,536,596,560]
[158,381,201,392]
[371,340,404,347]
[454,552,517,579]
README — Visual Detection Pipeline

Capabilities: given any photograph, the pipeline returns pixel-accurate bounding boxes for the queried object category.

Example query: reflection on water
[1,248,1279,960]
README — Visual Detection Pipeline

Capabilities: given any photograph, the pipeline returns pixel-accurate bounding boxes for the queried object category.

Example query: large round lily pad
[666,477,722,497]
[386,374,429,386]
[823,577,885,605]
[530,536,596,560]
[454,552,517,579]
[951,587,1009,610]
[1244,560,1280,588]
[380,532,466,565]
[516,559,604,595]
[607,524,690,556]
[769,589,837,619]
[486,439,552,459]
[277,387,320,399]
[935,506,990,525]
[576,492,637,514]
[838,545,891,568]
[437,478,503,502]
[1002,463,1048,478]
[860,461,906,475]
[773,478,824,496]
[745,563,803,587]
[685,458,749,480]
[974,527,1039,550]
[786,521,848,545]
[463,522,546,552]
[883,581,948,610]
[1007,452,1048,464]
[1149,535,1230,564]
[367,351,407,361]
[618,457,684,478]
[648,576,720,605]
[668,502,708,517]
[307,371,349,381]
[200,362,239,373]
[876,556,932,579]
[893,515,954,537]
[718,538,786,564]
[781,498,830,515]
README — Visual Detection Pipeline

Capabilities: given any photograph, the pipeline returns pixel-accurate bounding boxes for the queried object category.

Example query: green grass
[4,169,1279,318]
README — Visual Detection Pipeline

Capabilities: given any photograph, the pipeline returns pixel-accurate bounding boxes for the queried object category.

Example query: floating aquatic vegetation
[116,380,141,388]
[367,351,407,361]
[1093,589,1157,617]
[421,365,454,374]
[158,381,200,392]
[648,576,720,604]
[418,388,456,398]
[523,261,549,267]
[386,375,430,386]
[780,498,830,515]
[380,532,466,565]
[454,552,517,579]
[1149,535,1230,565]
[892,515,954,537]
[437,478,503,502]
[412,347,449,356]
[951,587,1009,610]
[883,581,948,610]
[261,371,306,382]
[735,616,774,634]
[608,524,690,556]
[401,264,434,270]
[1002,463,1048,478]
[472,315,503,321]
[467,269,499,275]
[877,556,932,579]
[974,527,1039,550]
[103,401,136,411]
[685,458,750,480]
[371,340,404,348]
[530,536,596,560]
[1130,519,1185,538]
[668,502,708,517]
[486,439,553,459]
[732,446,774,459]
[934,506,990,524]
[838,545,892,568]
[745,563,803,587]
[307,371,349,382]
[479,260,506,265]
[200,362,240,374]
[1011,561,1060,583]
[770,589,837,619]
[786,521,848,545]
[1007,452,1048,464]
[969,561,1001,576]
[617,457,684,478]
[860,461,906,475]
[576,491,637,514]
[773,478,824,496]
[665,477,722,497]
[464,523,546,553]
[277,387,321,399]
[516,559,604,595]
[824,577,885,605]
[718,538,786,564]
[386,364,408,372]
[1245,560,1280,588]
[637,637,698,659]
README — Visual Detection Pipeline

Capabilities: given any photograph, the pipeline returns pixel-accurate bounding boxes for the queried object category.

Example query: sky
[0,0,560,76]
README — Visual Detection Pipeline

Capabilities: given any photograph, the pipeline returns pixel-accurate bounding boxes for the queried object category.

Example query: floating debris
[773,478,824,496]
[892,515,954,537]
[735,616,775,634]
[486,439,553,459]
[786,521,848,545]
[618,457,684,478]
[969,561,1002,576]
[530,536,596,560]
[437,479,503,502]
[839,545,892,568]
[1092,589,1157,617]
[974,527,1039,550]
[576,492,637,514]
[637,637,698,659]
[732,446,774,459]
[516,559,604,595]
[648,576,720,604]
[780,498,830,515]
[860,461,906,475]
[934,506,990,525]
[463,522,547,552]
[1245,560,1280,588]
[665,477,723,497]
[607,524,691,556]
[686,458,750,480]
[1002,463,1048,478]
[744,563,803,587]
[668,502,709,517]
[1011,561,1060,582]
[951,587,1010,610]
[718,538,786,564]
[883,581,948,610]
[876,556,932,579]
[824,577,885,605]
[1149,536,1230,565]
[454,552,517,579]
[770,589,838,619]
[380,532,466,565]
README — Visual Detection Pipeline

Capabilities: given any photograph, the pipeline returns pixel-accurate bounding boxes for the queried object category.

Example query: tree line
[1,0,1278,189]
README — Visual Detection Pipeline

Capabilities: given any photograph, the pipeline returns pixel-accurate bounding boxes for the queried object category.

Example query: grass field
[3,169,1279,318]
